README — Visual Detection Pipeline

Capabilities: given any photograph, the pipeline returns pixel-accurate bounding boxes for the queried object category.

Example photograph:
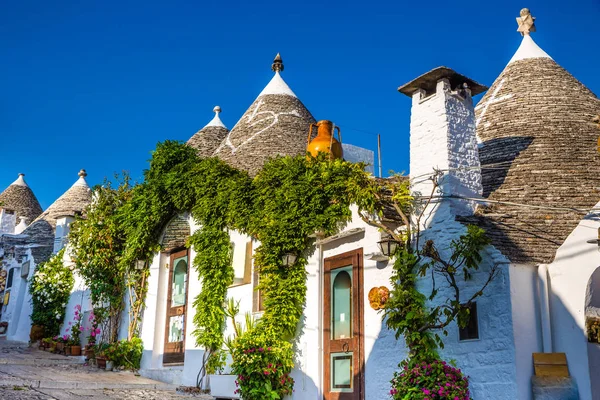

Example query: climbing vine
[70,139,494,399]
[30,249,74,337]
[69,177,134,343]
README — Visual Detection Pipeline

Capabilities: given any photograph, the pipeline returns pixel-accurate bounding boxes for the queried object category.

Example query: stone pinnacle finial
[271,53,284,73]
[18,173,24,177]
[213,105,221,115]
[516,8,536,36]
[78,169,87,178]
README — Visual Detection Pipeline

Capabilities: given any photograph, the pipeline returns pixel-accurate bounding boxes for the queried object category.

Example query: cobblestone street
[0,341,214,400]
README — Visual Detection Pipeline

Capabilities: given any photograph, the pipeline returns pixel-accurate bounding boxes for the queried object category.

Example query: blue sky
[1,0,599,209]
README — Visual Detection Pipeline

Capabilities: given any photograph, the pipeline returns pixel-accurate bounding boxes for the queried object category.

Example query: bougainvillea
[30,249,74,337]
[390,359,471,400]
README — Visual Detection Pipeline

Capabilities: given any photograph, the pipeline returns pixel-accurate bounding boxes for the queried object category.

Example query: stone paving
[0,340,214,400]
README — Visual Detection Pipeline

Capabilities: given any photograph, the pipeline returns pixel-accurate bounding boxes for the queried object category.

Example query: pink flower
[423,389,430,395]
[79,326,84,332]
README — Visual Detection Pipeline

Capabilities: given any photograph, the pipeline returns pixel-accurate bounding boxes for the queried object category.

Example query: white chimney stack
[399,67,487,220]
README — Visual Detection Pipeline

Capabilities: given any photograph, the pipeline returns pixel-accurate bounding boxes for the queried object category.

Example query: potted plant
[95,343,109,369]
[63,334,72,355]
[69,305,83,356]
[56,335,67,354]
[208,299,250,399]
[84,311,100,359]
[104,342,119,371]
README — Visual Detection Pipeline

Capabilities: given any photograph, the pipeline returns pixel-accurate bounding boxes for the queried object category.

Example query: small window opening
[459,302,479,341]
[6,269,14,289]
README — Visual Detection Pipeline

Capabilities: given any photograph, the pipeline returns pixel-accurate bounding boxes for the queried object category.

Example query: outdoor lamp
[282,253,298,267]
[377,237,400,257]
[587,228,600,252]
[135,260,146,270]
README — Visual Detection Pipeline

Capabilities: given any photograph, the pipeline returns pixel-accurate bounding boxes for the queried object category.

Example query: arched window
[332,270,352,340]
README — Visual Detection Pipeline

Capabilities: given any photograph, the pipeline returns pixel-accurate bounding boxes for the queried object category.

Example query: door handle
[342,342,349,354]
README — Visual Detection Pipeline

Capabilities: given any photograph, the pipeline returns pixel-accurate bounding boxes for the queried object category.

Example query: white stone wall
[545,206,600,400]
[139,212,517,399]
[0,210,16,234]
[509,264,543,400]
[408,76,517,398]
[409,79,482,218]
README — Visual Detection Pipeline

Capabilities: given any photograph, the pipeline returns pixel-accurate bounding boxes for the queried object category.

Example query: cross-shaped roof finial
[516,8,536,36]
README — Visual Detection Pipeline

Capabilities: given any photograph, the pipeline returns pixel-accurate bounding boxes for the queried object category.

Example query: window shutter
[243,241,252,284]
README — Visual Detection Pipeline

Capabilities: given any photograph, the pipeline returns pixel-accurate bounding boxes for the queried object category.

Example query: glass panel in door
[171,257,187,307]
[332,268,353,340]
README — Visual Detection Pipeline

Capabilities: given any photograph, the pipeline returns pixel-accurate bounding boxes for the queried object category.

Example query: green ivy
[70,138,492,399]
[30,249,74,337]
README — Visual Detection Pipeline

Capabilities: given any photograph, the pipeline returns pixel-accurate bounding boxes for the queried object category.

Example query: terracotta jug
[307,120,343,159]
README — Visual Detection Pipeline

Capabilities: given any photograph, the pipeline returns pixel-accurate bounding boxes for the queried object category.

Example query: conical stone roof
[469,10,600,264]
[214,55,316,176]
[187,106,229,158]
[0,173,43,226]
[31,169,93,228]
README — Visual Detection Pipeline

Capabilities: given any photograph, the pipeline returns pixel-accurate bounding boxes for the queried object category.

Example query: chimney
[14,217,28,234]
[399,67,487,218]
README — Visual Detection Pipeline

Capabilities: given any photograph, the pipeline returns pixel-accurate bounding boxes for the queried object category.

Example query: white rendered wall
[409,79,482,218]
[416,208,517,399]
[545,207,600,400]
[8,250,36,342]
[3,256,24,339]
[0,210,16,234]
[408,77,517,399]
[510,263,543,400]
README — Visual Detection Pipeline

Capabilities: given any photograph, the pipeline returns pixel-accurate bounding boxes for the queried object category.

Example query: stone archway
[161,214,191,252]
[585,267,600,400]
[160,214,191,365]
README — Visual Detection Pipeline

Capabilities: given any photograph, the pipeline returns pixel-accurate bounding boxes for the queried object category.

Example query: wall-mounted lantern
[587,228,600,252]
[135,260,146,270]
[377,237,400,257]
[282,253,298,267]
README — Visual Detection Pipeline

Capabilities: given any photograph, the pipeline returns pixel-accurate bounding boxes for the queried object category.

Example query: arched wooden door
[323,249,364,400]
[163,249,189,364]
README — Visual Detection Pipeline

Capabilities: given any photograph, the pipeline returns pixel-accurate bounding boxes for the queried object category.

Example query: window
[252,242,264,313]
[6,268,14,289]
[459,302,479,341]
[231,240,252,286]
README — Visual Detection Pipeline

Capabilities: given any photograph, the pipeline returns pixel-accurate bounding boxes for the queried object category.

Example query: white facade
[543,207,600,400]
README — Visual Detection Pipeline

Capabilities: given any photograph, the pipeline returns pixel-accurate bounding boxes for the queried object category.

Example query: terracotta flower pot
[57,343,65,352]
[70,345,81,356]
[97,356,106,369]
[65,346,72,356]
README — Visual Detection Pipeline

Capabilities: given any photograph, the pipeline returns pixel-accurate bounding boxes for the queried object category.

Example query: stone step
[0,356,86,366]
[0,378,178,391]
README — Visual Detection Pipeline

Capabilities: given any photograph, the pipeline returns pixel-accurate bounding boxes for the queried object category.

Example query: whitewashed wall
[545,207,600,400]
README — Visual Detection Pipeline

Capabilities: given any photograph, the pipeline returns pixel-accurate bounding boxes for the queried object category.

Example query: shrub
[230,333,294,400]
[105,338,144,370]
[29,249,74,337]
[390,359,471,400]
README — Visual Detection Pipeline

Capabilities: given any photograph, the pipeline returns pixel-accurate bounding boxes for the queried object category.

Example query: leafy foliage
[105,337,144,370]
[230,333,295,400]
[390,359,471,400]
[69,176,133,342]
[30,249,74,337]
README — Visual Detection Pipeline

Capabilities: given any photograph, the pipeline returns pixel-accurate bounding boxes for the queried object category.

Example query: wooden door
[324,249,364,400]
[163,249,189,364]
